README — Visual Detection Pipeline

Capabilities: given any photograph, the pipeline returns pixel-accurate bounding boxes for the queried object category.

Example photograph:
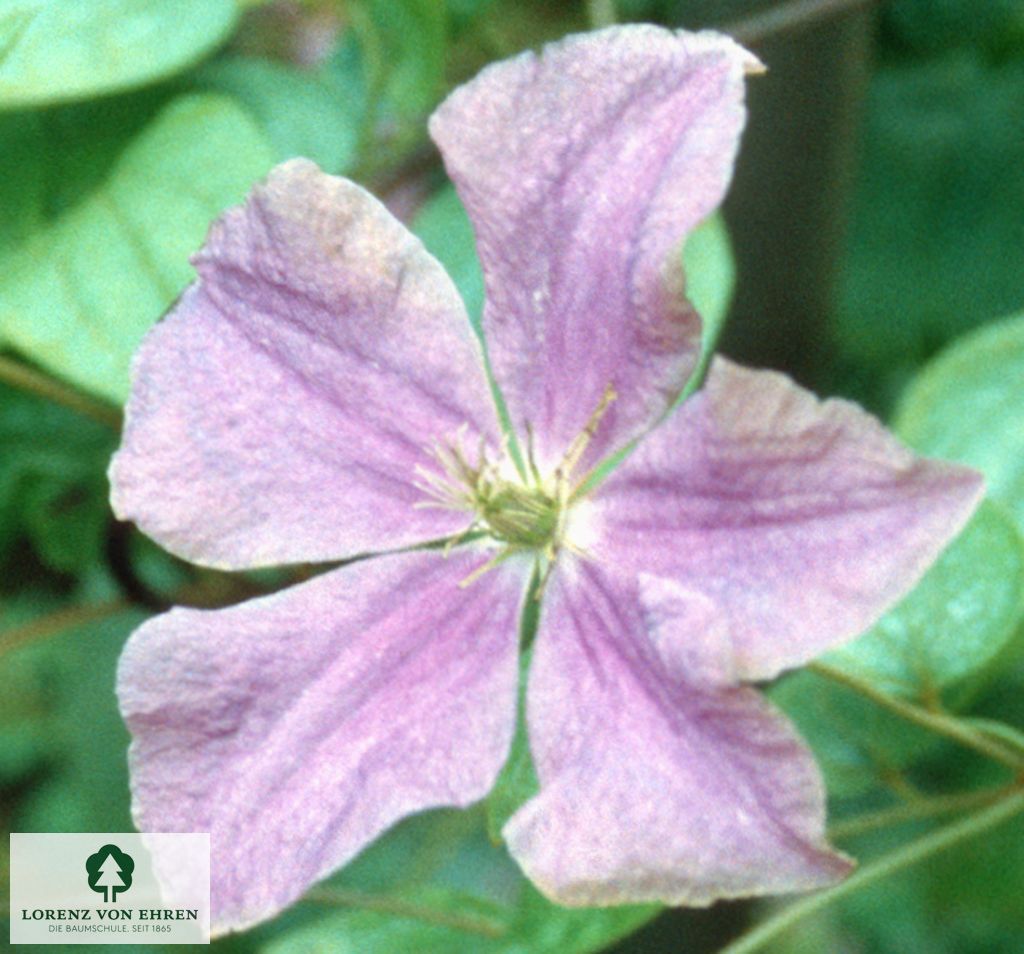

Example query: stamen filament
[458,550,518,588]
[556,383,617,482]
[418,384,618,592]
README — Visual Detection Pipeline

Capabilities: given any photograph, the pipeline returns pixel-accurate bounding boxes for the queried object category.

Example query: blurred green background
[2,1,1023,952]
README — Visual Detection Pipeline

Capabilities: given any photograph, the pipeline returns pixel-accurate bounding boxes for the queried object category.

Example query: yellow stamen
[458,550,516,588]
[418,383,617,592]
[555,383,617,483]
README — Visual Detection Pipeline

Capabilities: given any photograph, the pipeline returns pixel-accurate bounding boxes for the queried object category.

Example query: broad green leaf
[894,312,1024,535]
[824,501,1024,698]
[681,211,735,397]
[193,56,362,174]
[264,808,656,954]
[764,829,951,954]
[923,811,1024,945]
[0,0,239,107]
[6,608,142,832]
[882,0,1024,56]
[347,0,446,157]
[771,792,1024,954]
[447,0,498,33]
[265,887,655,954]
[413,183,485,330]
[0,596,64,780]
[771,669,939,798]
[264,888,510,954]
[836,55,1024,399]
[0,381,114,573]
[0,93,275,403]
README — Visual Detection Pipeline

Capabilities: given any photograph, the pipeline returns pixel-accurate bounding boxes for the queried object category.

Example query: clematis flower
[110,25,983,934]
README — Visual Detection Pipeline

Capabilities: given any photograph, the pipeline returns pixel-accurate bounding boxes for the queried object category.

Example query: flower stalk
[720,786,1024,954]
[809,661,1024,772]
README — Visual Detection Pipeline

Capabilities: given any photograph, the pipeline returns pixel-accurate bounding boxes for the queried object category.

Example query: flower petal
[429,26,758,471]
[117,548,529,934]
[504,559,851,906]
[110,159,497,569]
[590,357,985,681]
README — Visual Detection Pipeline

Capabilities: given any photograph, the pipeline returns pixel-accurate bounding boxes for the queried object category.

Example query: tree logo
[85,844,135,902]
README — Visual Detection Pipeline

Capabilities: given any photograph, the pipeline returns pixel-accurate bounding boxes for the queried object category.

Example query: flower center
[475,478,562,550]
[415,384,616,588]
[414,437,567,555]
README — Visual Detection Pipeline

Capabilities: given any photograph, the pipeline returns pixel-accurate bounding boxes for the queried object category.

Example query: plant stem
[828,785,1012,841]
[300,887,507,939]
[809,661,1024,771]
[720,787,1024,954]
[966,717,1024,758]
[0,601,128,657]
[727,0,876,46]
[0,353,122,431]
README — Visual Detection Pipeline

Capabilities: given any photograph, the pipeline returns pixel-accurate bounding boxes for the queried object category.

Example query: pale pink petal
[589,357,984,681]
[429,26,758,471]
[110,159,497,570]
[117,548,529,934]
[504,559,851,905]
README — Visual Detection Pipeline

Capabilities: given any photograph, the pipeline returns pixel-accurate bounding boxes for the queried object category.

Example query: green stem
[828,785,1012,841]
[300,887,507,939]
[0,353,121,431]
[726,0,876,46]
[966,717,1024,758]
[810,661,1024,771]
[0,601,128,657]
[721,787,1024,954]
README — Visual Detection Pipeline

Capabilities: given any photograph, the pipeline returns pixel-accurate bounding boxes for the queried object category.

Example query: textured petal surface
[590,357,985,681]
[430,26,757,471]
[117,548,529,933]
[504,558,851,906]
[111,159,497,569]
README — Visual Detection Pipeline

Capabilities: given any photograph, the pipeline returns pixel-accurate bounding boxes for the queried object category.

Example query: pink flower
[110,25,982,934]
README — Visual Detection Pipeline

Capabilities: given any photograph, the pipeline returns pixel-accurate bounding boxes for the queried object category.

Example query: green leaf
[881,0,1024,57]
[266,888,655,954]
[0,92,275,403]
[446,0,498,33]
[192,55,362,174]
[894,311,1024,535]
[836,55,1024,396]
[347,0,446,156]
[0,381,114,573]
[412,183,485,330]
[6,607,143,832]
[824,501,1024,698]
[771,669,940,798]
[680,211,735,398]
[0,596,64,780]
[769,801,1024,954]
[264,809,657,954]
[264,888,509,954]
[0,0,239,107]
